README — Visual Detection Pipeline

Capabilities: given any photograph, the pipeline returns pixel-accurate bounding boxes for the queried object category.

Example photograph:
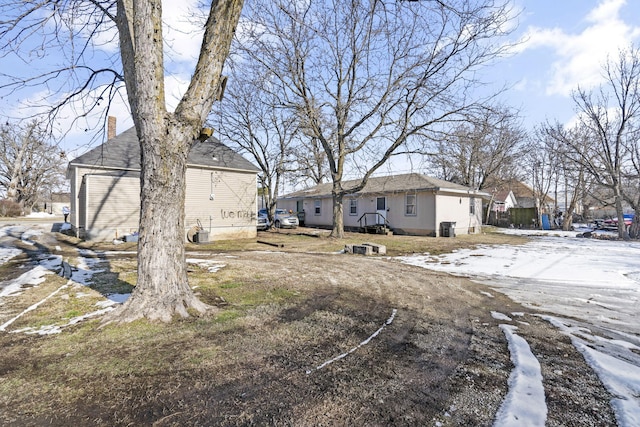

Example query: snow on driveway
[398,229,640,426]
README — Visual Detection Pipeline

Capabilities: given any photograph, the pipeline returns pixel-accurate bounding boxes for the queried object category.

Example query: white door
[376,197,386,225]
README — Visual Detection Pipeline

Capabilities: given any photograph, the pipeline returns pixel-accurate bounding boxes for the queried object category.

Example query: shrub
[0,199,23,217]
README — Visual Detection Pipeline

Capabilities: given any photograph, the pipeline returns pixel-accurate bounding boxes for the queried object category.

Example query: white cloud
[162,0,206,66]
[517,0,640,97]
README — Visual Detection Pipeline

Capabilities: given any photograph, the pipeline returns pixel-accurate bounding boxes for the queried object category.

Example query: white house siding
[83,174,140,240]
[379,191,438,236]
[434,192,483,236]
[77,173,86,232]
[279,190,483,236]
[68,165,138,240]
[283,197,333,228]
[69,166,257,241]
[343,195,374,229]
[184,168,257,240]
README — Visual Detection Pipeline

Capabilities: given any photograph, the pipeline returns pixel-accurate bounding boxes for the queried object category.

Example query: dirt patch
[0,228,618,426]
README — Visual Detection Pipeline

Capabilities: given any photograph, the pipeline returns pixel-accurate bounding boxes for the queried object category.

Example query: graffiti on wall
[220,209,256,221]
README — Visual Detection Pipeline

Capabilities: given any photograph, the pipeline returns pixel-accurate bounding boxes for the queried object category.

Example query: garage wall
[70,166,258,241]
[184,168,257,240]
[84,174,140,240]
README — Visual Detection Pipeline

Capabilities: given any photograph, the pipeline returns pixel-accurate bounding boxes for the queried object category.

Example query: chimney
[107,116,117,140]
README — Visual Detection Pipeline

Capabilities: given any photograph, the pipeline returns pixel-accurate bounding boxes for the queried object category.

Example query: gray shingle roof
[282,173,484,198]
[68,127,259,172]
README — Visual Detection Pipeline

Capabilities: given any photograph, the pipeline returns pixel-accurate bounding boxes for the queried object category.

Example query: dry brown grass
[0,227,616,426]
[190,226,529,256]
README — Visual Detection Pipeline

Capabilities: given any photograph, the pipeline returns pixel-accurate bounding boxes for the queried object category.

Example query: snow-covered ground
[398,227,640,427]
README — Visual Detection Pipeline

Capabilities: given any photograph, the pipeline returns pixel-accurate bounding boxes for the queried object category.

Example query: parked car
[258,208,299,229]
[257,213,270,231]
[601,214,634,230]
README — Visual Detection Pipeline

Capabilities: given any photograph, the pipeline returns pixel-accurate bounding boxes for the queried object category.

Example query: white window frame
[349,199,358,216]
[469,197,476,215]
[405,194,417,216]
[314,199,321,216]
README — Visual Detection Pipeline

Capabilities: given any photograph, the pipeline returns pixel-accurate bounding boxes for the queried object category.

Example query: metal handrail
[357,212,390,230]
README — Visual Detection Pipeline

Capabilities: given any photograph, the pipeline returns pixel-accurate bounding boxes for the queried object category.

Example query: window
[349,199,357,216]
[314,199,321,215]
[405,194,417,216]
[469,197,476,215]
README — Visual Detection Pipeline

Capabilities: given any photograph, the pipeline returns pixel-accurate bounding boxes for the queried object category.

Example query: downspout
[84,175,89,239]
[468,190,473,233]
[433,188,439,237]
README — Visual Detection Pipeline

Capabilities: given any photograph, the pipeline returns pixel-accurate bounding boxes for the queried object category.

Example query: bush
[0,199,23,217]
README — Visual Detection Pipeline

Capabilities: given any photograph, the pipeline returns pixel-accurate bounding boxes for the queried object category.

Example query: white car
[257,214,270,231]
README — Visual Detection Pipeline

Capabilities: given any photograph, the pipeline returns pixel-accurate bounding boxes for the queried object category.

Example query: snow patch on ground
[0,247,22,266]
[187,258,226,273]
[0,255,60,297]
[397,230,640,427]
[542,315,640,426]
[494,324,547,427]
[491,311,512,321]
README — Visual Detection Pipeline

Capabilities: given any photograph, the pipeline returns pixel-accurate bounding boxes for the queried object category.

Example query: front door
[376,197,386,225]
[296,200,305,226]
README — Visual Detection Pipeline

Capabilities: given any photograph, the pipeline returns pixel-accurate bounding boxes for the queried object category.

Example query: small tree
[427,106,527,190]
[544,123,593,231]
[525,131,558,229]
[217,60,298,223]
[0,121,66,212]
[622,126,640,237]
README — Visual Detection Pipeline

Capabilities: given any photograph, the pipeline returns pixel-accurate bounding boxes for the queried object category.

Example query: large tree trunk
[104,0,244,323]
[613,184,627,239]
[331,191,345,238]
[630,213,640,239]
[109,124,210,322]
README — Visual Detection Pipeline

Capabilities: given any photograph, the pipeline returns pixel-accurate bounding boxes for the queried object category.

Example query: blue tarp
[541,214,551,230]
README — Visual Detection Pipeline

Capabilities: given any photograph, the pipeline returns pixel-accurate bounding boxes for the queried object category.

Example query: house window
[314,199,321,215]
[349,199,357,216]
[470,197,476,215]
[405,194,417,216]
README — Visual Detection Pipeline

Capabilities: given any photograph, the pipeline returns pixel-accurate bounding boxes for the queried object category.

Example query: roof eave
[186,162,259,173]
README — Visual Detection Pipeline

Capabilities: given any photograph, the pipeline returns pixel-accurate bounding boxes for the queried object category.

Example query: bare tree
[426,106,526,190]
[542,123,592,230]
[0,121,66,212]
[525,130,558,229]
[217,60,298,223]
[622,124,640,237]
[289,135,329,188]
[561,47,640,239]
[1,0,244,322]
[0,2,124,144]
[238,0,515,237]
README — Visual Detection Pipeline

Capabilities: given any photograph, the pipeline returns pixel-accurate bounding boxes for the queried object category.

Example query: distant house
[66,127,260,241]
[491,190,517,213]
[278,173,488,236]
